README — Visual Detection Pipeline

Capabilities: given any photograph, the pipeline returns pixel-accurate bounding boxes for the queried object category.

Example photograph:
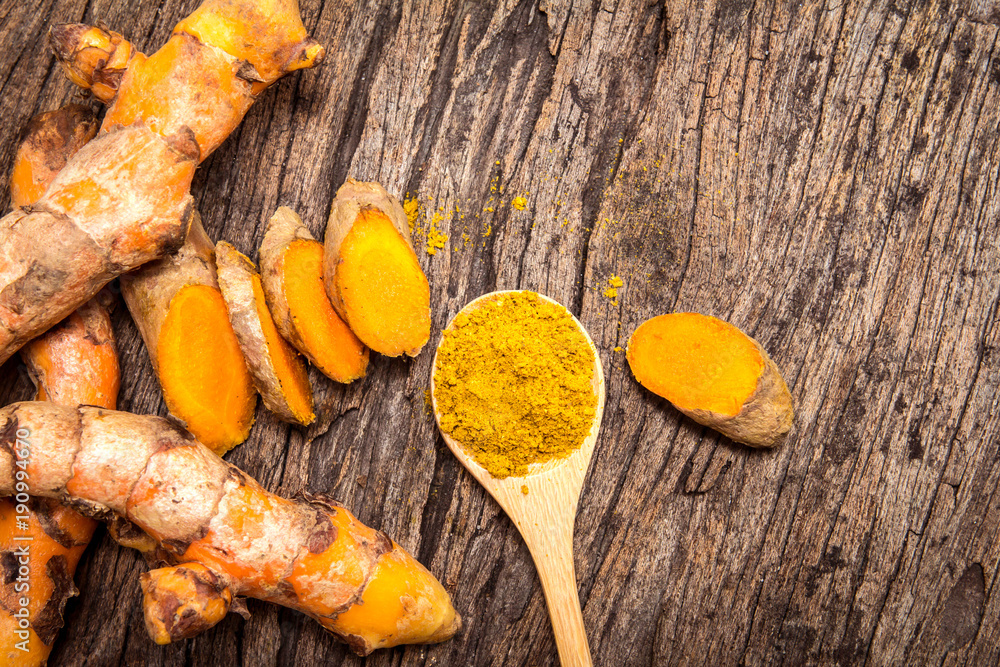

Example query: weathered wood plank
[0,0,997,664]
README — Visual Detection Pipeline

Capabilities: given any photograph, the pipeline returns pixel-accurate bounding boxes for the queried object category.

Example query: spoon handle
[523,528,592,667]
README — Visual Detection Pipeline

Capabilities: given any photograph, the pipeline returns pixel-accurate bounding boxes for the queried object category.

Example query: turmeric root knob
[324,179,431,358]
[216,241,315,425]
[141,562,242,644]
[260,207,368,383]
[627,313,794,447]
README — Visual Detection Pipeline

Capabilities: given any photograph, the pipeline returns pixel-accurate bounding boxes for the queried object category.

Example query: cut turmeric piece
[259,207,368,383]
[123,213,256,455]
[157,285,256,451]
[626,312,794,447]
[216,241,315,426]
[324,179,430,357]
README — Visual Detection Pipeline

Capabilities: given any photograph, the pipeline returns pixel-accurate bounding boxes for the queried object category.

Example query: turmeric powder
[433,291,597,478]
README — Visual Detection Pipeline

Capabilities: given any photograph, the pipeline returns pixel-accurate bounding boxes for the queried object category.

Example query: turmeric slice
[1,104,119,667]
[259,207,368,383]
[216,241,315,426]
[324,179,431,357]
[123,214,256,455]
[626,312,794,447]
[0,403,461,654]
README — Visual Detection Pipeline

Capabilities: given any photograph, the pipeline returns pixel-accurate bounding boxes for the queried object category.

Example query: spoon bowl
[431,290,605,667]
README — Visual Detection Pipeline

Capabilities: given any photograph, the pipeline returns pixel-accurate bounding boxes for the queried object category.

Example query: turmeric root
[21,296,119,409]
[0,499,97,664]
[216,242,315,426]
[50,0,324,161]
[626,313,794,447]
[123,213,256,455]
[0,104,121,666]
[0,122,196,365]
[324,179,431,357]
[0,403,461,654]
[260,207,368,383]
[12,104,119,410]
[8,104,97,207]
[0,0,325,365]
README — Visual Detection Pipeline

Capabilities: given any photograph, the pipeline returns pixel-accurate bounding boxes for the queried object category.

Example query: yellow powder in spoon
[433,291,597,478]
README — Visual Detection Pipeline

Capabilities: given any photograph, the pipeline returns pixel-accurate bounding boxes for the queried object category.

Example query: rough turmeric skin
[0,121,197,366]
[123,214,256,455]
[216,242,315,426]
[141,562,245,644]
[260,207,368,383]
[0,403,461,655]
[22,296,119,409]
[325,180,431,357]
[0,499,96,665]
[0,105,120,667]
[8,104,97,207]
[627,313,794,447]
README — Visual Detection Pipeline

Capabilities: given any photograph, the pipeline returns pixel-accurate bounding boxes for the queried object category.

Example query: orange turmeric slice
[123,214,256,455]
[259,207,368,382]
[627,312,794,447]
[324,179,430,357]
[216,241,315,426]
[158,285,256,451]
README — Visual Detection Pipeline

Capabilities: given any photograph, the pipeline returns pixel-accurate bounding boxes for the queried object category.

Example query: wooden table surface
[1,0,998,665]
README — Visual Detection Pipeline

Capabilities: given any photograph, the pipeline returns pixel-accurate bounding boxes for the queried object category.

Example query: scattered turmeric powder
[426,213,448,255]
[433,291,597,478]
[603,275,624,303]
[403,196,420,232]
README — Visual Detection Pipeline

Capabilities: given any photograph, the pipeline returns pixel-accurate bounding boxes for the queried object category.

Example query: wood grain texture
[0,0,997,664]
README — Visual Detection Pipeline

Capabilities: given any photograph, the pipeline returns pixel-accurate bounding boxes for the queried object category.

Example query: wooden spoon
[430,290,606,667]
